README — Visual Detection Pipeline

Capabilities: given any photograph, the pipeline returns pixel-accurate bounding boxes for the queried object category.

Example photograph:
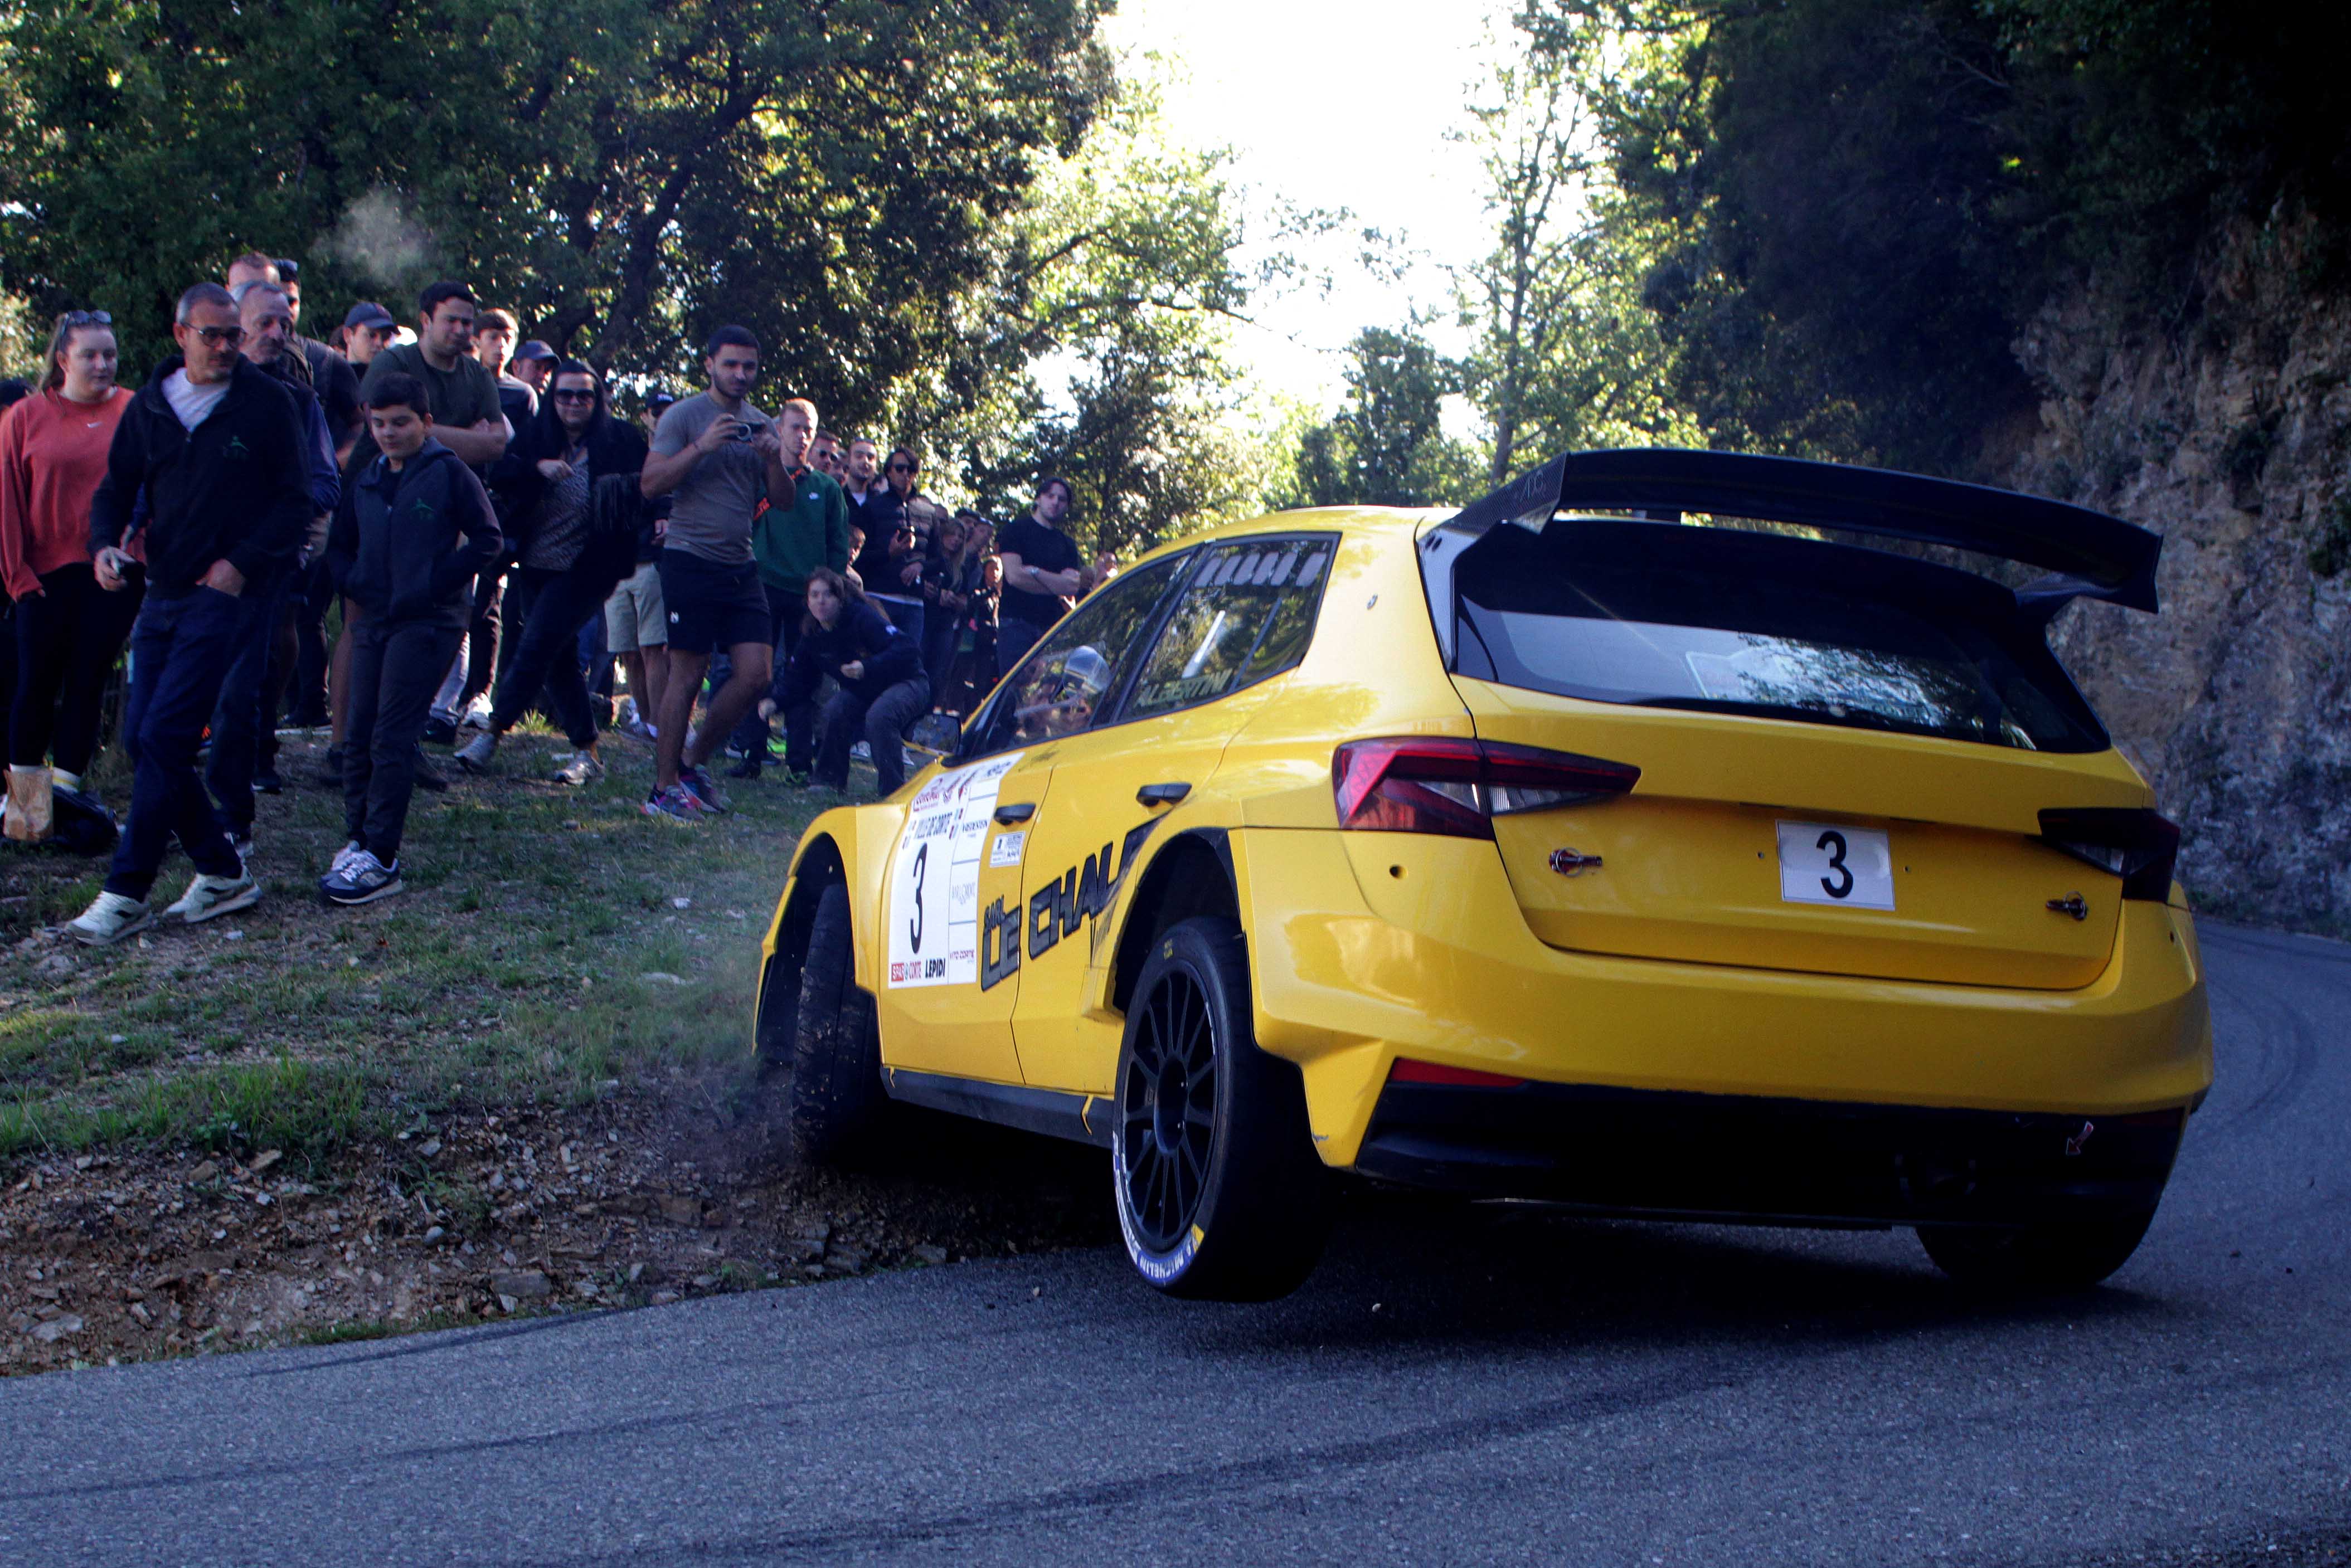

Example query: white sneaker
[453,732,498,775]
[164,871,261,925]
[331,840,365,876]
[553,752,605,786]
[68,891,153,947]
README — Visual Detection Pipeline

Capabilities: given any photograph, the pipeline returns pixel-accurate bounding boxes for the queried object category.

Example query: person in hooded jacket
[67,283,312,946]
[759,566,927,795]
[318,372,502,904]
[454,360,647,787]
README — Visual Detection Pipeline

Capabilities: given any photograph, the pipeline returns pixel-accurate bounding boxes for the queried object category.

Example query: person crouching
[758,567,927,796]
[318,374,501,904]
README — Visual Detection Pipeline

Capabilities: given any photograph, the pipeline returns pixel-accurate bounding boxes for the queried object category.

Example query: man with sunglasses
[68,283,310,945]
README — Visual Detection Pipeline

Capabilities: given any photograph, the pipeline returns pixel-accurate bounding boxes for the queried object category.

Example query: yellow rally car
[756,450,2212,1302]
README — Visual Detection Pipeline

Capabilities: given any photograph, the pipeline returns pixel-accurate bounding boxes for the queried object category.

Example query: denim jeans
[205,569,295,836]
[106,588,247,899]
[489,565,606,749]
[815,675,930,795]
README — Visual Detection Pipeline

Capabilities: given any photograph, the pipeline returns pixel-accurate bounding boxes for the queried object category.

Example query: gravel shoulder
[0,729,1113,1372]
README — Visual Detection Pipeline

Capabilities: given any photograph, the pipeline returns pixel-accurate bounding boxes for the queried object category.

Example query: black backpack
[48,785,118,857]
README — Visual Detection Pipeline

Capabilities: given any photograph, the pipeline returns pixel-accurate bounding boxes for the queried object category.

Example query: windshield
[1450,519,2106,752]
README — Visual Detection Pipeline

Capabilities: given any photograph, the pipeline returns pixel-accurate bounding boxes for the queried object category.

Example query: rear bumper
[1354,1079,2184,1226]
[1226,830,2214,1168]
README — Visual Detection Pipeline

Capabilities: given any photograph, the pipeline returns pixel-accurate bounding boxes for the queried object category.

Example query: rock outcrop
[2006,209,2351,928]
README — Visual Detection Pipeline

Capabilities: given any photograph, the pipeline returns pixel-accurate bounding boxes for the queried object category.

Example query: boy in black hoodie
[69,284,312,947]
[317,373,502,903]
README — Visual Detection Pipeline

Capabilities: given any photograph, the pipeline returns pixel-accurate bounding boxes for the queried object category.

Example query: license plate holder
[1777,820,1895,910]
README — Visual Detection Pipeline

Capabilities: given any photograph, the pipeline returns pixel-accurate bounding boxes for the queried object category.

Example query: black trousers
[284,556,334,725]
[344,617,463,863]
[490,564,605,749]
[12,562,144,776]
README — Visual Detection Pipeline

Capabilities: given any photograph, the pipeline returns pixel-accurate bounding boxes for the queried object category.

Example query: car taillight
[2038,807,2180,900]
[1332,737,1639,838]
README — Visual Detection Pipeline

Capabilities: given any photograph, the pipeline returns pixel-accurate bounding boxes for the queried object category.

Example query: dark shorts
[657,549,773,657]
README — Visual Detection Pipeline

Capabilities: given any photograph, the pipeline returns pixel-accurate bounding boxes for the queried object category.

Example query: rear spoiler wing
[1426,448,2163,616]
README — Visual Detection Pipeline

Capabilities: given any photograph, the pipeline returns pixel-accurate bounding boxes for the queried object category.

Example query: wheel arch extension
[759,834,847,1064]
[1110,829,1240,1015]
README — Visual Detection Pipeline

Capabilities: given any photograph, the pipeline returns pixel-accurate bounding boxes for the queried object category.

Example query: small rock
[490,1269,553,1300]
[690,1274,717,1289]
[639,971,685,986]
[650,1289,679,1305]
[35,953,74,979]
[224,931,244,942]
[416,1138,442,1158]
[186,1161,219,1184]
[778,1236,825,1266]
[250,1150,281,1174]
[422,1226,445,1244]
[658,1195,703,1228]
[29,1314,82,1343]
[911,1244,949,1266]
[670,897,692,910]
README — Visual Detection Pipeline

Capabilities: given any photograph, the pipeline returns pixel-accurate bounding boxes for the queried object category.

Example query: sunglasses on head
[61,310,113,328]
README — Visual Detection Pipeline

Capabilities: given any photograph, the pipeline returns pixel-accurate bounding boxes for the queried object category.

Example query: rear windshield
[1449,519,2106,752]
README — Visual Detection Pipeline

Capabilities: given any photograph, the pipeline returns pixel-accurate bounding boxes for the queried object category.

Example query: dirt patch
[1,1088,1115,1374]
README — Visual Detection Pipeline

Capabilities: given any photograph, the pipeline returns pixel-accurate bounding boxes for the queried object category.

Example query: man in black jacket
[69,283,312,946]
[318,373,503,904]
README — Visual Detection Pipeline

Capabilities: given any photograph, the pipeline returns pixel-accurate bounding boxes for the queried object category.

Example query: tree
[0,0,1110,402]
[1291,327,1480,509]
[1453,14,1697,483]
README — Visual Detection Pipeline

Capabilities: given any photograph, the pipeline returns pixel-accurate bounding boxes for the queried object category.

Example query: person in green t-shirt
[349,281,509,479]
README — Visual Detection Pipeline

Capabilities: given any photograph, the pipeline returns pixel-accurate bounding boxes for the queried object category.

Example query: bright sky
[1101,0,1517,415]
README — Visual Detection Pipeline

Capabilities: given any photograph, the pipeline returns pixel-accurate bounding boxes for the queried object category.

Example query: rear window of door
[1121,534,1337,721]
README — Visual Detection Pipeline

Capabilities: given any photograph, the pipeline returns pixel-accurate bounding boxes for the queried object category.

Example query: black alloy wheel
[1110,916,1333,1301]
[1120,962,1218,1253]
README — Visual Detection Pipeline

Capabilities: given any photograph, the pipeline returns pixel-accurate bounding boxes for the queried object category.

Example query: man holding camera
[638,325,785,822]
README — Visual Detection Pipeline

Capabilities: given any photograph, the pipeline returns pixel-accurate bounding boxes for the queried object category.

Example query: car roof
[1120,505,1437,573]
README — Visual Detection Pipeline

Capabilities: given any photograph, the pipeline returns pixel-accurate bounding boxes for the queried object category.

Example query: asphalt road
[3,921,2347,1566]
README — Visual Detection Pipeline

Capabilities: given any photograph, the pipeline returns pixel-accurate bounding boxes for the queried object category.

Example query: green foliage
[0,0,1109,403]
[1290,327,1481,509]
[1515,0,2351,475]
[1451,16,1698,483]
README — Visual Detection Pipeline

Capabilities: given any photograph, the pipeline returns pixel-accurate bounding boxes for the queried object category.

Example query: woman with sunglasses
[455,361,647,785]
[0,310,142,839]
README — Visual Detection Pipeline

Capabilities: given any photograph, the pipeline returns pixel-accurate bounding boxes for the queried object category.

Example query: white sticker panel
[887,752,1024,987]
[1776,820,1895,910]
[988,830,1027,868]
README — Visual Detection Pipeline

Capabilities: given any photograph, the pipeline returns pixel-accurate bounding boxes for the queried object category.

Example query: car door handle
[1136,782,1191,807]
[992,801,1037,824]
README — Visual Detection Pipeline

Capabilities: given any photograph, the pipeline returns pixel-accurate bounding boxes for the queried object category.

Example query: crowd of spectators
[0,255,1119,944]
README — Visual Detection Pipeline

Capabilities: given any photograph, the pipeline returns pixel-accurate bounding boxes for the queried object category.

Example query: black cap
[647,388,678,411]
[515,339,558,364]
[342,301,396,331]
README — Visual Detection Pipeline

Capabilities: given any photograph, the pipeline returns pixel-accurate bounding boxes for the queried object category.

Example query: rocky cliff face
[2005,211,2351,928]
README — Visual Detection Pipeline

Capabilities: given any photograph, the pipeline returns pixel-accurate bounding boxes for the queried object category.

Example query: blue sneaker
[642,785,705,825]
[677,764,730,814]
[320,849,404,906]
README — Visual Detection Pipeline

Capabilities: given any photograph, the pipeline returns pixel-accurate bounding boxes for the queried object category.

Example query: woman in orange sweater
[0,311,143,839]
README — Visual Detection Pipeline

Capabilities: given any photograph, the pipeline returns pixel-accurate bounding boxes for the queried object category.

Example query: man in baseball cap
[511,339,558,396]
[339,303,397,369]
